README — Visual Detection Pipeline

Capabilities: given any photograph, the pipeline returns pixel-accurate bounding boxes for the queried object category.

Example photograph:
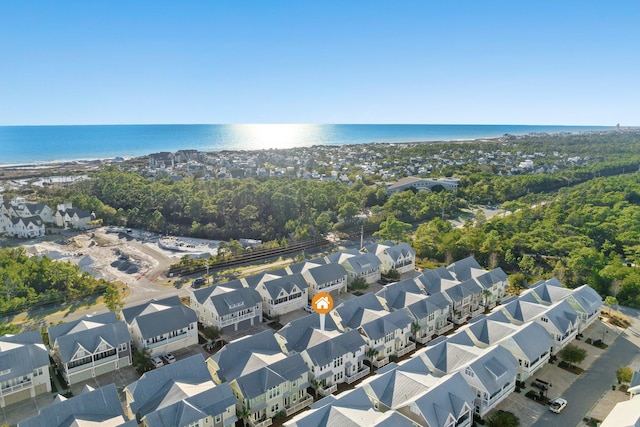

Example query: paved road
[532,311,640,427]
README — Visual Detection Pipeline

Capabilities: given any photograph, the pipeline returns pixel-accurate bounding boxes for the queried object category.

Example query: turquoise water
[0,124,610,165]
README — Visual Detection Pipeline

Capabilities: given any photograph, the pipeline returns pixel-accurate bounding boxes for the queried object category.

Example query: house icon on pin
[312,292,334,314]
[315,296,330,310]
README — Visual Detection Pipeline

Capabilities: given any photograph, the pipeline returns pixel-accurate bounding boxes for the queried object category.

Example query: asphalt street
[532,312,640,427]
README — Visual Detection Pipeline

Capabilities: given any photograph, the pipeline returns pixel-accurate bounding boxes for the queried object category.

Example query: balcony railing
[372,357,390,368]
[319,384,337,396]
[147,331,189,349]
[67,353,118,374]
[345,366,370,384]
[470,306,484,318]
[396,342,416,358]
[286,394,314,416]
[250,418,272,427]
[218,311,258,327]
[436,323,454,335]
[0,378,32,396]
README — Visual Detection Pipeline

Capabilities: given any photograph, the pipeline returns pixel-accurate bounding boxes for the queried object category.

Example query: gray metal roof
[141,382,236,427]
[234,353,307,400]
[506,322,554,361]
[343,252,382,274]
[303,329,366,367]
[122,295,182,324]
[288,387,376,427]
[325,249,360,264]
[277,313,340,353]
[262,273,309,300]
[334,293,386,329]
[125,354,213,418]
[404,297,442,321]
[288,258,327,274]
[446,256,483,281]
[18,384,127,427]
[0,331,49,382]
[133,304,197,340]
[362,241,393,255]
[48,312,131,363]
[304,263,347,287]
[382,243,415,262]
[210,330,283,381]
[376,278,425,310]
[467,346,519,395]
[360,310,412,341]
[410,372,475,427]
[209,287,262,317]
[443,283,475,303]
[191,279,245,304]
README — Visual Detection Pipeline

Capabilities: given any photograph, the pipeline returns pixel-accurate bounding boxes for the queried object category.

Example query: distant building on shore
[386,177,460,195]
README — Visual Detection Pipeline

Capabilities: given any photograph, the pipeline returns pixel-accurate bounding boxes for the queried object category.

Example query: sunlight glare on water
[228,124,321,150]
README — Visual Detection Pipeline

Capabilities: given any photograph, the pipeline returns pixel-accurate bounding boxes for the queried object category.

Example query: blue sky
[1,1,638,126]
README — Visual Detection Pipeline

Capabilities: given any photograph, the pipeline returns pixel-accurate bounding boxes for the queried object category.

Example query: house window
[465,366,474,377]
[215,415,222,423]
[333,356,343,368]
[271,403,279,413]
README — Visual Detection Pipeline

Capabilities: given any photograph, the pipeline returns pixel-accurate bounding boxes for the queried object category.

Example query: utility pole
[360,224,364,249]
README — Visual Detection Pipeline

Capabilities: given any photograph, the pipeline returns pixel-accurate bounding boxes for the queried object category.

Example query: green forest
[0,247,110,314]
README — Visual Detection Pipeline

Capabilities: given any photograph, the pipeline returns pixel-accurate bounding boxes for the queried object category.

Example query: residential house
[341,252,382,285]
[376,278,426,311]
[418,339,519,418]
[207,330,286,384]
[404,292,453,344]
[18,384,136,427]
[0,331,51,408]
[361,356,439,412]
[125,354,237,427]
[330,293,387,331]
[324,249,360,265]
[7,216,45,238]
[257,274,309,317]
[191,281,263,333]
[0,213,10,233]
[471,268,509,309]
[48,312,132,385]
[9,201,54,224]
[413,267,459,295]
[230,353,312,427]
[359,310,415,368]
[276,314,340,354]
[456,314,553,381]
[300,329,369,395]
[376,243,416,275]
[302,263,348,298]
[285,387,416,427]
[396,372,475,427]
[286,258,327,275]
[121,296,198,357]
[443,283,476,325]
[54,202,93,230]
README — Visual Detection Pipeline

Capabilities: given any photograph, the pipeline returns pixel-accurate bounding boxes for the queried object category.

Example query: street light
[602,328,608,343]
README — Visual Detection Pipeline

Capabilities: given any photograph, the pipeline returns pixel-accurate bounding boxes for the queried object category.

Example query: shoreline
[0,127,633,173]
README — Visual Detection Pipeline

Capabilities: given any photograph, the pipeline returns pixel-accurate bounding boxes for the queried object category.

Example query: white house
[190,280,263,333]
[48,312,132,385]
[300,329,369,396]
[7,216,45,238]
[258,274,309,317]
[121,296,198,357]
[0,331,51,408]
[302,263,348,298]
[54,202,93,230]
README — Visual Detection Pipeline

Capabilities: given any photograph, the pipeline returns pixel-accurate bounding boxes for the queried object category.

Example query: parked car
[161,353,176,364]
[192,277,206,287]
[303,304,314,313]
[151,356,164,368]
[549,397,567,413]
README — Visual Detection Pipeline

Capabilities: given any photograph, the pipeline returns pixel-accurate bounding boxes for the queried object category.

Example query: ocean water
[0,124,610,165]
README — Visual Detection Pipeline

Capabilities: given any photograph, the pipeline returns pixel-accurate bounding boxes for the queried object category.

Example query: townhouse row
[3,253,603,427]
[0,195,93,238]
[190,241,416,332]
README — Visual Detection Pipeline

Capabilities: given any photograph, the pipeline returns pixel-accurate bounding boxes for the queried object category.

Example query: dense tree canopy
[0,247,109,314]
